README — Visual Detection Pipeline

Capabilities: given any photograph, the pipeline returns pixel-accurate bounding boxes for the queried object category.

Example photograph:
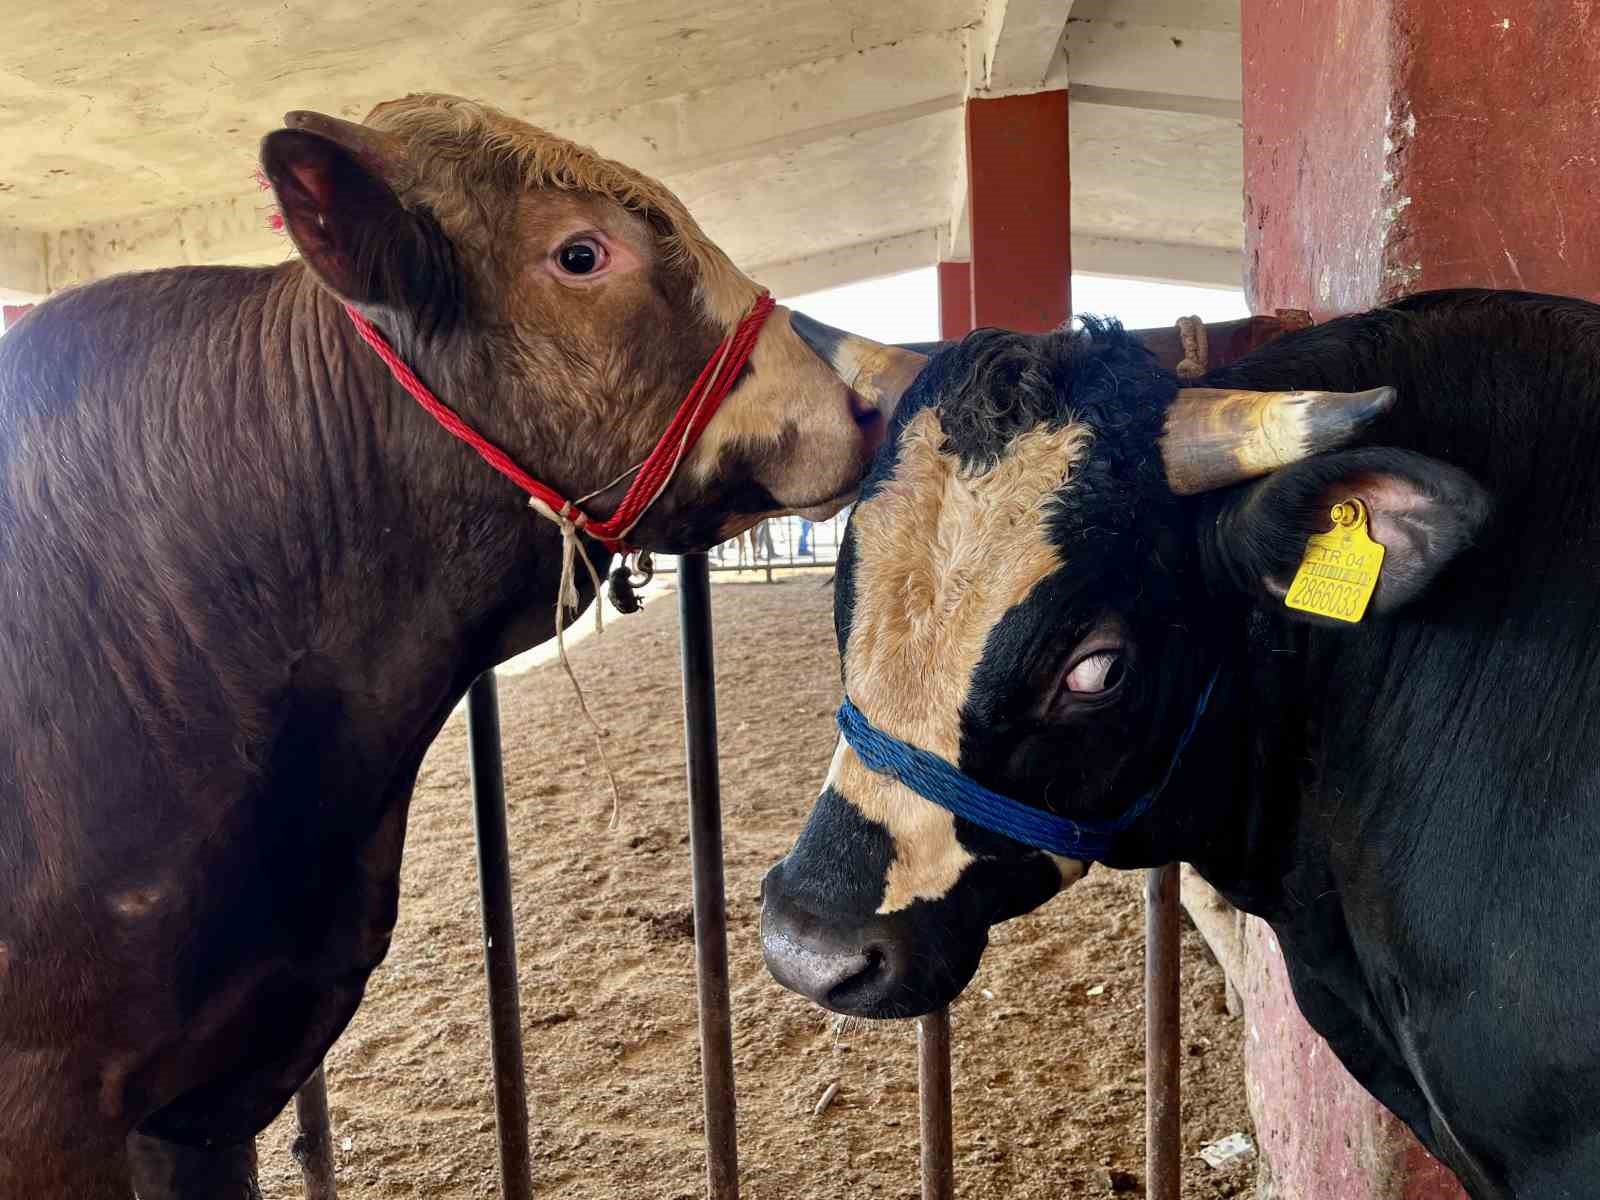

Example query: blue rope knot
[836,669,1219,861]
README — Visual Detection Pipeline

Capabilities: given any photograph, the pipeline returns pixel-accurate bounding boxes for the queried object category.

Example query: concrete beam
[946,138,972,260]
[0,228,48,300]
[1071,84,1243,121]
[566,32,964,176]
[757,228,942,301]
[1064,20,1242,103]
[41,33,967,288]
[977,0,1076,93]
[1069,0,1239,34]
[1072,233,1242,289]
[950,2,1076,261]
[47,196,291,291]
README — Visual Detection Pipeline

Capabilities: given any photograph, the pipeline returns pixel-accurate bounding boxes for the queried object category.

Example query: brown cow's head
[760,320,1492,1018]
[259,94,920,550]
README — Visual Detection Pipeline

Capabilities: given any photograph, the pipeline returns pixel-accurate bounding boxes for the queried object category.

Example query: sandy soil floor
[261,576,1255,1199]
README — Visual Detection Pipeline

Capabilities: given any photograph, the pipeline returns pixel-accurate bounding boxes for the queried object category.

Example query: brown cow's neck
[262,266,572,672]
[0,263,573,798]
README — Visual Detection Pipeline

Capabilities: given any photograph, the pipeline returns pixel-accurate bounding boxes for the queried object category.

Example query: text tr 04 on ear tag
[1285,498,1386,623]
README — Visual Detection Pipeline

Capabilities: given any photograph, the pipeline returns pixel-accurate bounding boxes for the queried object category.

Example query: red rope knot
[342,288,777,824]
[345,289,775,558]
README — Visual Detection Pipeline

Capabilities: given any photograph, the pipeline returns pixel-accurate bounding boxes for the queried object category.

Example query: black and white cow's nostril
[759,887,891,1012]
[760,853,988,1019]
[763,935,882,1011]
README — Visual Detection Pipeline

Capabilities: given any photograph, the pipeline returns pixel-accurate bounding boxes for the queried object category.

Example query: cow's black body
[762,289,1600,1200]
[1172,291,1600,1195]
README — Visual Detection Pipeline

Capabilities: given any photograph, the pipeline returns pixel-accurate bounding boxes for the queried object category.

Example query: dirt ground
[261,576,1255,1199]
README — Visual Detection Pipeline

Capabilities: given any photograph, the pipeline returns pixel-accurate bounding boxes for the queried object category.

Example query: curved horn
[1160,385,1397,495]
[790,313,928,421]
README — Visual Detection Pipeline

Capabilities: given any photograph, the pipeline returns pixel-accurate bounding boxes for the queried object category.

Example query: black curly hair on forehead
[931,328,1074,473]
[838,317,1184,662]
[854,316,1180,526]
[922,316,1176,473]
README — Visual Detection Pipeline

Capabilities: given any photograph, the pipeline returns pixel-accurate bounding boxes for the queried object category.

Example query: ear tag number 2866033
[1285,498,1386,624]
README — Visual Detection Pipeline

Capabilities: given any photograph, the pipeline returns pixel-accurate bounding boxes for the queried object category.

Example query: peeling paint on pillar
[1234,6,1596,1191]
[1246,0,1600,320]
[1238,921,1468,1200]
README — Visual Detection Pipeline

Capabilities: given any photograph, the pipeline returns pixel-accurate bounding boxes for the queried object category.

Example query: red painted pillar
[937,262,973,340]
[1246,0,1600,319]
[1238,2,1600,1196]
[965,91,1070,332]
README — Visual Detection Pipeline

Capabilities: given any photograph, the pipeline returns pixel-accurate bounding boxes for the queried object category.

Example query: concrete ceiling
[0,0,1244,302]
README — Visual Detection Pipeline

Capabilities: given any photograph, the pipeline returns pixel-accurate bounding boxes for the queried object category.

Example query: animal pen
[4,4,1596,1196]
[281,313,1305,1200]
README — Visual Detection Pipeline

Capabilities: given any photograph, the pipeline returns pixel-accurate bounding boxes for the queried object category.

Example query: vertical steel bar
[467,670,535,1200]
[1145,864,1182,1200]
[293,1066,338,1200]
[918,1008,955,1200]
[676,553,741,1200]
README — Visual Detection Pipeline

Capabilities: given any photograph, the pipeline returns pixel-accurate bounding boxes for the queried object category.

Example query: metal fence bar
[1145,864,1182,1200]
[917,1008,955,1200]
[677,552,742,1200]
[467,670,535,1200]
[293,1065,338,1200]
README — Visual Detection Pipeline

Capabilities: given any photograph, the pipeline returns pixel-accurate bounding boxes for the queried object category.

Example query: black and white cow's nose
[759,879,908,1015]
[761,922,882,1007]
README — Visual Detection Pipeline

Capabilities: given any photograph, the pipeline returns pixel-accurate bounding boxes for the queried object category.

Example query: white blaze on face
[838,408,1094,913]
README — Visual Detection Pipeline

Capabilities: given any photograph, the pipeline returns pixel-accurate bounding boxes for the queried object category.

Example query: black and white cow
[766,290,1600,1200]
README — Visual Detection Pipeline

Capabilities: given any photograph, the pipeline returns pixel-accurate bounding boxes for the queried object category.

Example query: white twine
[526,495,625,828]
[518,329,744,828]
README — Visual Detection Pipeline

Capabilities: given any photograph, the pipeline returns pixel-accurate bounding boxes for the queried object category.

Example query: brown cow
[0,93,921,1198]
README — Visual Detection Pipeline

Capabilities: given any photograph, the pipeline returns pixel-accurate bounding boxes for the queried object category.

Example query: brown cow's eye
[557,239,604,275]
[1063,650,1125,695]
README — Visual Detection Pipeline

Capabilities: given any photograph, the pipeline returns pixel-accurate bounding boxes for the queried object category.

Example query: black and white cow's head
[760,319,1491,1019]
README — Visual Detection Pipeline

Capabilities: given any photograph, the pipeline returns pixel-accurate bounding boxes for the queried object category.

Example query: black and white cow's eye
[556,238,606,276]
[1063,650,1125,695]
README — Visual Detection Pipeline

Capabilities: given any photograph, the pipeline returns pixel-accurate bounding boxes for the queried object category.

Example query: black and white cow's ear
[260,114,454,313]
[1201,447,1493,621]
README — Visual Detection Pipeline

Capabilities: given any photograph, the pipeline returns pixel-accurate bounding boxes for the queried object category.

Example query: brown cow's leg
[127,1132,262,1200]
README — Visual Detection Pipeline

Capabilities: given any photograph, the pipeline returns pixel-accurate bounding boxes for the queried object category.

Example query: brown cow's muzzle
[790,312,927,441]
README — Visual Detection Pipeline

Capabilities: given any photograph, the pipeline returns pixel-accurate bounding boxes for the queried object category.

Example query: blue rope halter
[836,669,1219,861]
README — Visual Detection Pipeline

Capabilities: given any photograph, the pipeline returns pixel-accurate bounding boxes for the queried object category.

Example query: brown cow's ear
[259,121,452,313]
[281,110,412,185]
[1201,447,1492,622]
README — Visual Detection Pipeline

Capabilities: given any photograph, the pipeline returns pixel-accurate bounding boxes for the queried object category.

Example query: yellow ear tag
[1285,498,1386,623]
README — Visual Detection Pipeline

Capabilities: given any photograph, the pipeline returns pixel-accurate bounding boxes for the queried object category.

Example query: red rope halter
[344,292,777,555]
